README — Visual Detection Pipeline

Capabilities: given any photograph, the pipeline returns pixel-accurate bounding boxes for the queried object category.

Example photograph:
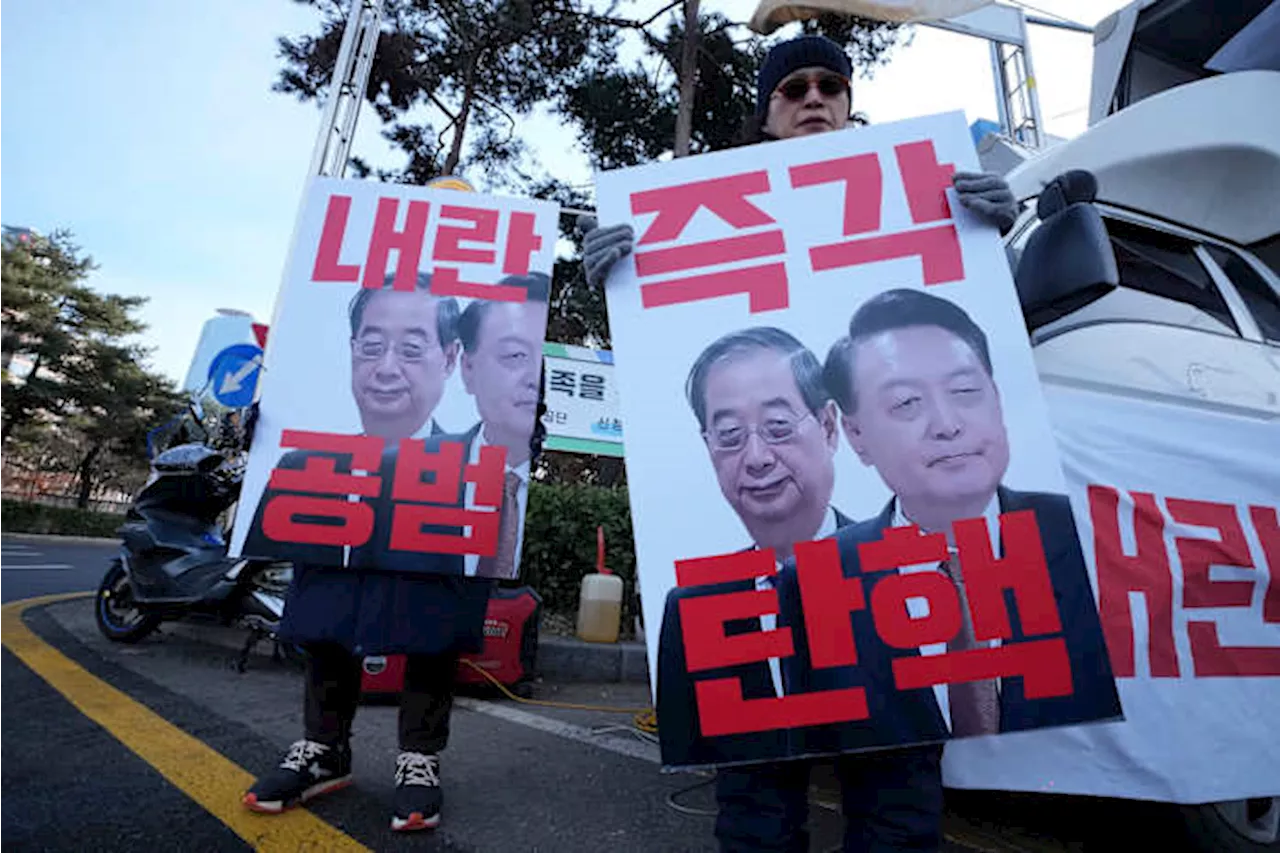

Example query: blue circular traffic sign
[207,343,263,408]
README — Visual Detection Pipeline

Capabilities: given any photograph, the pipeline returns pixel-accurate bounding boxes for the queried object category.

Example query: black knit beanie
[756,35,853,118]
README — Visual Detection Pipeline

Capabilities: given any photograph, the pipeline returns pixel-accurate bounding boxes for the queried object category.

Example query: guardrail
[0,491,130,515]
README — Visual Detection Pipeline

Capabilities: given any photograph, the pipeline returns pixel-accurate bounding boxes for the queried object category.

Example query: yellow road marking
[2,592,369,853]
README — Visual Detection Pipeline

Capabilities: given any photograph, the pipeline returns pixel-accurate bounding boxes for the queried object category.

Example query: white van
[972,4,1279,849]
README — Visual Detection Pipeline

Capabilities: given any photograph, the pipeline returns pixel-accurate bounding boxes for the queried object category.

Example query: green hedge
[1,501,125,538]
[520,481,638,633]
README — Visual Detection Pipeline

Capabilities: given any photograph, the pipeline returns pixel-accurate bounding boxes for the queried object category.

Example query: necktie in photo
[942,557,1000,736]
[477,471,522,579]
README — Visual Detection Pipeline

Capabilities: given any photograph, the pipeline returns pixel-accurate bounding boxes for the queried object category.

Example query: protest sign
[229,177,558,581]
[541,343,624,457]
[597,111,1121,770]
[944,382,1280,803]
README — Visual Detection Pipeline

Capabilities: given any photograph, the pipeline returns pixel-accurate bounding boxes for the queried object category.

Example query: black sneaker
[243,739,352,814]
[390,751,442,831]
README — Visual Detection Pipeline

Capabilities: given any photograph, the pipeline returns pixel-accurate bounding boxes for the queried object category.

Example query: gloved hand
[578,214,634,288]
[530,391,548,463]
[952,171,1019,234]
[242,401,260,452]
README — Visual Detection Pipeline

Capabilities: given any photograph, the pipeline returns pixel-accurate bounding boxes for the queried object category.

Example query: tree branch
[473,90,518,143]
[426,90,458,121]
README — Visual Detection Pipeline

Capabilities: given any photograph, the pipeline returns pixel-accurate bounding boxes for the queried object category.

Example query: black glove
[578,214,634,288]
[530,399,548,462]
[242,401,260,452]
[953,171,1019,234]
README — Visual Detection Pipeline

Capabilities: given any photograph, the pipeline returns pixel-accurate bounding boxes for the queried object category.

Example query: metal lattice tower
[989,31,1045,149]
[307,0,384,179]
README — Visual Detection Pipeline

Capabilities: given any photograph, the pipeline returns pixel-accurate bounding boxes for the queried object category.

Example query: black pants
[303,642,459,754]
[714,744,945,853]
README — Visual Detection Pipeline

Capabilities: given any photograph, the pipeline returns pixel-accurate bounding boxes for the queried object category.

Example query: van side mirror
[1014,170,1120,331]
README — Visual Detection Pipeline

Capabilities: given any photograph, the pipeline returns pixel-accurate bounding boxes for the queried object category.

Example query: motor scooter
[95,400,292,670]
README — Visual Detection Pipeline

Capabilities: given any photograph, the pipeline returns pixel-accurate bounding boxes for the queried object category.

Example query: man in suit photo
[239,271,460,564]
[448,271,550,579]
[817,287,1121,740]
[366,271,550,581]
[349,270,461,441]
[756,288,1121,853]
[654,327,852,850]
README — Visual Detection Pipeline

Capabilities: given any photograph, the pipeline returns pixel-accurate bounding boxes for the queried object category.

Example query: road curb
[3,532,119,546]
[539,635,650,684]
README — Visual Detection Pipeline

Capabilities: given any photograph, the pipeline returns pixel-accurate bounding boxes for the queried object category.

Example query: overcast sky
[2,0,1127,384]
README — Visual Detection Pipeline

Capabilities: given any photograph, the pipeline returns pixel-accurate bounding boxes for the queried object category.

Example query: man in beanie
[578,33,1021,853]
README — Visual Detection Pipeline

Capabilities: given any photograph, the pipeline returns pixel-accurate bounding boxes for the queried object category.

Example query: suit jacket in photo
[362,422,485,577]
[655,508,853,769]
[781,487,1121,756]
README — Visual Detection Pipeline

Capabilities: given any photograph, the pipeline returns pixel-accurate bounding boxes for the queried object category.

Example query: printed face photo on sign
[595,112,1122,771]
[655,289,1123,770]
[686,327,841,559]
[826,288,1009,533]
[229,179,558,582]
[347,273,461,441]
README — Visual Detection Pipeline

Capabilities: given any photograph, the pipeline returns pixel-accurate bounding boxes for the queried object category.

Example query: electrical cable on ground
[460,659,657,735]
[665,776,718,817]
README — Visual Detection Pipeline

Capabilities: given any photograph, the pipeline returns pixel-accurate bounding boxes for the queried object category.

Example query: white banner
[541,343,624,457]
[944,383,1280,802]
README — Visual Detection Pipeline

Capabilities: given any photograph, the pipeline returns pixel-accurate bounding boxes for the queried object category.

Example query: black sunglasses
[776,73,849,102]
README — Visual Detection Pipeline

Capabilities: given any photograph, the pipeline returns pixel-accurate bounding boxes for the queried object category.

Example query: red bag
[361,586,542,696]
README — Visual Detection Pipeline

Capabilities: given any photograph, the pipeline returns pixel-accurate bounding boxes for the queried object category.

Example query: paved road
[1,535,114,603]
[1,535,1205,852]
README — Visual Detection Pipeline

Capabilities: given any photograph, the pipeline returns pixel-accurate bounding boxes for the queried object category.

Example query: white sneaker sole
[390,811,441,832]
[243,774,353,814]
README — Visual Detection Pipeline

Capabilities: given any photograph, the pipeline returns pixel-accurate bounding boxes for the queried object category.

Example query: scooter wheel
[95,558,161,643]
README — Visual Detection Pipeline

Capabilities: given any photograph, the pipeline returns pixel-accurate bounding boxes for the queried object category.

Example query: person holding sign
[582,33,1021,853]
[579,34,1019,289]
[241,277,548,830]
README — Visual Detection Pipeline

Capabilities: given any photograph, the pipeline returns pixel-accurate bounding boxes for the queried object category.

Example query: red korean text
[630,172,790,313]
[848,514,1071,698]
[1090,486,1280,678]
[310,194,544,302]
[675,547,868,737]
[260,431,384,547]
[260,431,508,557]
[789,140,964,286]
[627,139,965,316]
[675,511,1071,738]
[387,437,508,557]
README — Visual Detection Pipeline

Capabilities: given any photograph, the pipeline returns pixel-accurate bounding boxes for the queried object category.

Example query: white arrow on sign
[219,355,263,396]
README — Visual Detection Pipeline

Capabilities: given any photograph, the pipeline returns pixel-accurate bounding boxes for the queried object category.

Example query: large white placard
[229,176,558,581]
[598,112,1119,770]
